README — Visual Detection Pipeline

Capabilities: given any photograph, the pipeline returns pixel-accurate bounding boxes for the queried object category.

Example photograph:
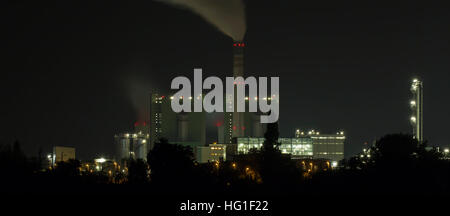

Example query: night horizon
[2,0,450,212]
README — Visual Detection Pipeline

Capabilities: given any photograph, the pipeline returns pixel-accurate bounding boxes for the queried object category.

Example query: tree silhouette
[127,159,149,184]
[341,133,449,194]
[258,122,302,190]
[54,159,81,177]
[372,134,418,162]
[262,122,280,152]
[147,138,196,189]
[0,140,34,183]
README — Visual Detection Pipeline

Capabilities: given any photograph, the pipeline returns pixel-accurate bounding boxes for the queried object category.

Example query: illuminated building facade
[234,130,345,163]
[306,130,345,163]
[196,144,227,163]
[295,129,345,163]
[236,137,313,158]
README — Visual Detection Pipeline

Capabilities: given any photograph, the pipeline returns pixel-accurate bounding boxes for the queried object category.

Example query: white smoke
[127,77,152,123]
[156,0,246,41]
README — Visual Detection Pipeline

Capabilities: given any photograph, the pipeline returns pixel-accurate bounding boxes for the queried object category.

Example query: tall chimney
[223,41,246,144]
[232,41,245,138]
[233,41,245,77]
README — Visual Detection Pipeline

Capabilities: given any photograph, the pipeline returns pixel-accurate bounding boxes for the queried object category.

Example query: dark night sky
[3,0,450,159]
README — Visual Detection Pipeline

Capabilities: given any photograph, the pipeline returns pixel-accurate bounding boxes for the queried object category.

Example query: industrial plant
[114,123,150,163]
[111,41,346,166]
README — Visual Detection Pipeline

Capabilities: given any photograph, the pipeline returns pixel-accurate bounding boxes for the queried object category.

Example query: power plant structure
[149,93,206,152]
[114,40,350,164]
[222,41,265,145]
[115,93,206,163]
[410,78,423,143]
[234,129,345,164]
[116,40,348,164]
[114,122,150,162]
[223,41,246,144]
[295,129,346,163]
[143,41,264,160]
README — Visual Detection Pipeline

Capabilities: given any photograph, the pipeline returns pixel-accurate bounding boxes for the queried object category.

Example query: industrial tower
[410,78,423,143]
[224,41,246,144]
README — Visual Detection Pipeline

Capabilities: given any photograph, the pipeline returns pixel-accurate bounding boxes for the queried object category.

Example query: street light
[331,161,338,168]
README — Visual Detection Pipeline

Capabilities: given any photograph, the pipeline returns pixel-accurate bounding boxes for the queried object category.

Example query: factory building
[144,41,265,158]
[114,129,150,162]
[410,78,423,143]
[295,130,346,163]
[196,144,227,163]
[149,93,206,151]
[228,129,345,163]
[236,137,313,158]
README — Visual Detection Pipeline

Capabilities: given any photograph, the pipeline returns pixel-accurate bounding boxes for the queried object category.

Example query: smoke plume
[127,77,152,124]
[156,0,246,41]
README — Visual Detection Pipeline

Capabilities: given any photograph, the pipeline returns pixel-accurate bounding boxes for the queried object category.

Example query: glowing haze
[156,0,246,41]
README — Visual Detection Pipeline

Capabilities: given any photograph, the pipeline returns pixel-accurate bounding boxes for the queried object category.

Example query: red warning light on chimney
[215,121,223,127]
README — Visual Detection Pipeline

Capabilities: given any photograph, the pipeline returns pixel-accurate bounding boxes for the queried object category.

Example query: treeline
[1,124,449,197]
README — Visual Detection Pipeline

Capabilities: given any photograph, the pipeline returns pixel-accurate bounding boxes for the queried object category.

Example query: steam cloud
[127,77,152,123]
[156,0,246,41]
